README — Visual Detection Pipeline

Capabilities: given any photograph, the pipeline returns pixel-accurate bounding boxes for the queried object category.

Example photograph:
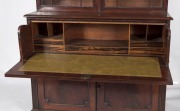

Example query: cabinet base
[31,78,167,111]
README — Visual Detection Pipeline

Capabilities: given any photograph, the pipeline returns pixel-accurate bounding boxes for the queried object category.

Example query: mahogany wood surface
[29,78,168,111]
[18,25,33,61]
[5,0,173,111]
[37,79,96,111]
[97,83,153,111]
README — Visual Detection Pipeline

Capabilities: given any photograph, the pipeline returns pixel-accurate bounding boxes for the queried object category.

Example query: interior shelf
[31,22,165,56]
[32,22,64,52]
[65,39,128,53]
[131,35,163,43]
[34,44,64,52]
[66,39,128,48]
[34,34,64,45]
[129,24,164,55]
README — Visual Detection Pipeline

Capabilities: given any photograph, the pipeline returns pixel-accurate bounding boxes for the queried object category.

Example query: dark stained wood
[24,11,173,21]
[158,85,167,111]
[36,0,41,10]
[37,79,96,111]
[31,79,40,110]
[18,25,33,61]
[97,83,152,111]
[32,22,64,52]
[30,21,167,55]
[5,0,173,111]
[66,40,128,47]
[151,85,159,111]
[65,40,128,53]
[165,22,171,64]
[33,36,63,45]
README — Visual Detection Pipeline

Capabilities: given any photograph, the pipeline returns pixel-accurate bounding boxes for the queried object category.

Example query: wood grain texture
[158,85,167,111]
[18,25,33,61]
[30,21,165,56]
[97,83,152,111]
[37,79,96,111]
[5,1,173,111]
[31,79,40,110]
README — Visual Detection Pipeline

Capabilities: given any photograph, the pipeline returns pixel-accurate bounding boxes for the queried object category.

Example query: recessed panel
[44,80,89,105]
[100,83,152,111]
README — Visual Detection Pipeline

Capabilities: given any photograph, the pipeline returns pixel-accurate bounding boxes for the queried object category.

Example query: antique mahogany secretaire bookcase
[5,0,173,111]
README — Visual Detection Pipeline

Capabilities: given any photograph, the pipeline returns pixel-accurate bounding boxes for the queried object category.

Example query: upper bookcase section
[36,0,168,15]
[37,0,98,12]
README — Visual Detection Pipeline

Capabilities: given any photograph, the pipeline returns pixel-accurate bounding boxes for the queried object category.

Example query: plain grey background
[0,0,180,111]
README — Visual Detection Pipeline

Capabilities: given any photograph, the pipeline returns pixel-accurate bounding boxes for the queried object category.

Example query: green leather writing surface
[19,53,162,77]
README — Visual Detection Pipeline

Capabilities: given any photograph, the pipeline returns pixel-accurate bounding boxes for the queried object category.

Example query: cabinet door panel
[97,83,152,111]
[38,79,95,111]
[45,80,89,105]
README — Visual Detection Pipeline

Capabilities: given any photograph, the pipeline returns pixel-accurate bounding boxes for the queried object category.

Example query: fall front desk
[5,0,173,111]
[6,53,172,111]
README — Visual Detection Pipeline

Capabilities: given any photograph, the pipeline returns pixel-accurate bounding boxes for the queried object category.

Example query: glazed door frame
[36,0,99,12]
[100,0,167,14]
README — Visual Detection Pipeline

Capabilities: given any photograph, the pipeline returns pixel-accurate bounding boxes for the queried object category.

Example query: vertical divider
[162,25,166,55]
[116,0,119,7]
[80,0,83,7]
[32,23,39,38]
[47,23,53,37]
[128,24,131,54]
[146,25,149,41]
[51,0,53,6]
[63,23,66,51]
[31,22,35,52]
[149,0,151,7]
